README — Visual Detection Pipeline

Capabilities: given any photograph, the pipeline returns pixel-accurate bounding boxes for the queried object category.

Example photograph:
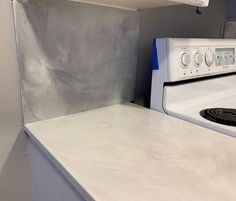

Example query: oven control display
[215,48,235,66]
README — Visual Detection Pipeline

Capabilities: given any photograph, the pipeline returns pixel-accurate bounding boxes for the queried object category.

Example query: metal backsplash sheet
[14,0,138,123]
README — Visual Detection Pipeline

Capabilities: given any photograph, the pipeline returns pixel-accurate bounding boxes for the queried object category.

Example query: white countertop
[25,104,236,201]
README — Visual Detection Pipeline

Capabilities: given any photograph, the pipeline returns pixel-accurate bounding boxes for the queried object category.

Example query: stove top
[200,108,236,127]
[162,75,236,137]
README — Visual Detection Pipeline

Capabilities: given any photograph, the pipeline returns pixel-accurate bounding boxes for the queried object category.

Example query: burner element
[200,108,236,127]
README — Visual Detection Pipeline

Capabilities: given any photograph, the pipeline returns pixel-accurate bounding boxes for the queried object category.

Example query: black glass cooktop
[200,108,236,127]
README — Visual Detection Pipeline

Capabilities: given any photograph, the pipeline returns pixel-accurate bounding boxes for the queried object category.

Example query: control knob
[194,51,203,67]
[181,53,191,67]
[205,49,216,66]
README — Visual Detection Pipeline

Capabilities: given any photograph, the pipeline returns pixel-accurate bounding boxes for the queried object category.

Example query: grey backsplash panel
[14,0,139,123]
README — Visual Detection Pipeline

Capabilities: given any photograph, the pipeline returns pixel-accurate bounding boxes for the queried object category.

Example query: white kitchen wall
[0,0,32,201]
[135,0,229,107]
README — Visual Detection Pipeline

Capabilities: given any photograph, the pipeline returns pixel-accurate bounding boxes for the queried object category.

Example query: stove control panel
[154,38,236,82]
[215,48,235,66]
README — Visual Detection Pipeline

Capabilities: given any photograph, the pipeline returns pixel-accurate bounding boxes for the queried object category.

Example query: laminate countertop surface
[25,104,236,201]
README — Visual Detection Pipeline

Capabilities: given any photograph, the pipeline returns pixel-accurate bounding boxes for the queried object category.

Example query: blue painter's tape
[152,38,159,70]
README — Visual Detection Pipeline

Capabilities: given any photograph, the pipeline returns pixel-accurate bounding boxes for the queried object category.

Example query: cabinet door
[28,136,90,201]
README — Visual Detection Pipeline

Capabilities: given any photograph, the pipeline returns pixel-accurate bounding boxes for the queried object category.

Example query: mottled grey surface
[14,0,139,123]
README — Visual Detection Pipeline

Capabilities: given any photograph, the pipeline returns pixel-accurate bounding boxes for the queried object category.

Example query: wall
[0,0,32,201]
[14,0,139,123]
[223,0,236,38]
[227,0,236,19]
[135,0,229,107]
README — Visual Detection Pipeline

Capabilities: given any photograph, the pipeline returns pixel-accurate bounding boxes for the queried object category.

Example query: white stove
[151,38,236,137]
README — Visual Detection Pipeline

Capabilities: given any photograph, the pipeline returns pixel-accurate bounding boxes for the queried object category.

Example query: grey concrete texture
[14,0,139,123]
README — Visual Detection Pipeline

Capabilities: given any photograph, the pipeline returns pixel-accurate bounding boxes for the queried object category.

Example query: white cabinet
[68,0,209,10]
[69,0,178,10]
[27,134,91,201]
[171,0,209,7]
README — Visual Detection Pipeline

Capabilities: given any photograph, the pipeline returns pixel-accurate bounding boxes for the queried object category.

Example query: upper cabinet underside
[69,0,179,10]
[16,0,210,11]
